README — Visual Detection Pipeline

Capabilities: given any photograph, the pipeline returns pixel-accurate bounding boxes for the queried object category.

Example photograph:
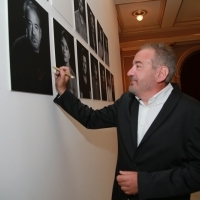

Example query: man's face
[94,64,97,79]
[61,36,70,64]
[127,48,157,97]
[82,55,87,75]
[99,29,102,43]
[90,13,95,35]
[26,8,42,53]
[78,0,84,14]
[102,70,105,82]
[105,39,108,51]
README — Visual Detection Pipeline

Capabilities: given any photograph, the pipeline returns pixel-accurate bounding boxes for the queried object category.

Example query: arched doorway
[180,51,200,101]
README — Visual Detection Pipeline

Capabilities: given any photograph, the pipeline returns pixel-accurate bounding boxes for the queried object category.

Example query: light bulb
[136,15,143,21]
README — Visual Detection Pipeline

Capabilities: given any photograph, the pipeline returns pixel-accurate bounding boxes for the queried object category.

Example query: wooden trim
[175,45,200,88]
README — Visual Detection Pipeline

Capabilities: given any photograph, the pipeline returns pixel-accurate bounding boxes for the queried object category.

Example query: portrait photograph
[53,19,78,97]
[77,40,91,99]
[90,54,100,100]
[87,4,97,53]
[104,33,109,66]
[97,20,104,61]
[106,69,113,102]
[111,73,115,101]
[74,0,88,43]
[8,0,53,95]
[99,63,107,101]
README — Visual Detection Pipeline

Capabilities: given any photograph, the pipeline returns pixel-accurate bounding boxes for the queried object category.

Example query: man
[106,71,113,101]
[54,43,200,200]
[88,10,97,52]
[91,58,100,100]
[111,74,115,101]
[98,27,104,60]
[104,36,109,66]
[100,64,107,101]
[74,0,88,42]
[78,48,91,99]
[10,0,52,95]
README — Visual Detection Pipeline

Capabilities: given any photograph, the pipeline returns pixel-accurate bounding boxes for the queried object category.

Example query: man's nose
[127,66,135,76]
[32,26,36,35]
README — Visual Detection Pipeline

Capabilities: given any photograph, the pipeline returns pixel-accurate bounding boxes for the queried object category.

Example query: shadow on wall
[56,106,117,155]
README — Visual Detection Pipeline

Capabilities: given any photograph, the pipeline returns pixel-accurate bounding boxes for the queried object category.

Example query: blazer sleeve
[138,116,200,200]
[54,90,119,129]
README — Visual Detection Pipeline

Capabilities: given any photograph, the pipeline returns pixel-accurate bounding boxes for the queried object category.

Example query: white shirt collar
[136,83,173,106]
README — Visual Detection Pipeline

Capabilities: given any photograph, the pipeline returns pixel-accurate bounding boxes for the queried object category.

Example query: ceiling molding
[114,0,200,51]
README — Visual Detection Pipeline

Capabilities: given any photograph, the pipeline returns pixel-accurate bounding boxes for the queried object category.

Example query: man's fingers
[119,170,134,175]
[116,174,125,182]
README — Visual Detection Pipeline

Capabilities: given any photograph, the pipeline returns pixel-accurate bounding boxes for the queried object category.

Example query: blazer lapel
[139,84,182,146]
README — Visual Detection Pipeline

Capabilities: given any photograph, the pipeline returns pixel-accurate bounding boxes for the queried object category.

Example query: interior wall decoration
[99,62,107,101]
[74,0,88,43]
[97,20,104,61]
[77,40,91,99]
[7,0,114,100]
[53,19,78,97]
[90,53,100,100]
[106,69,113,101]
[87,4,97,53]
[104,33,109,66]
[8,0,52,95]
[111,73,115,101]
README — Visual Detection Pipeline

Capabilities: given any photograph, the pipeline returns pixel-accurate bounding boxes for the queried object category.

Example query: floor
[191,192,200,200]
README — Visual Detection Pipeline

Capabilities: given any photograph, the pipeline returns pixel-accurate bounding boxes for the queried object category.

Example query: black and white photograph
[99,63,107,101]
[111,73,115,101]
[104,33,109,66]
[90,54,100,100]
[106,69,113,101]
[53,19,78,97]
[97,20,104,60]
[8,0,52,95]
[87,4,97,53]
[74,0,88,42]
[77,41,91,99]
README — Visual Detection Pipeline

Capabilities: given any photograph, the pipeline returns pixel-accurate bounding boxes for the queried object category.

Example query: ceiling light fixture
[132,10,147,21]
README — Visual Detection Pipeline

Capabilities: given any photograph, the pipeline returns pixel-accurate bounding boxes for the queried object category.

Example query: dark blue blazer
[54,83,200,200]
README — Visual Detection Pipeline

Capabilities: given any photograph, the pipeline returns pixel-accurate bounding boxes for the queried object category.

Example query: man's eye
[27,20,32,25]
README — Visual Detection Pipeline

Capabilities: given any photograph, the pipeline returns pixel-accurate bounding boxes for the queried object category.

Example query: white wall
[0,0,123,200]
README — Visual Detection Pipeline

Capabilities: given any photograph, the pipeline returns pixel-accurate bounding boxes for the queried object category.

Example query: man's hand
[55,66,70,95]
[116,171,138,195]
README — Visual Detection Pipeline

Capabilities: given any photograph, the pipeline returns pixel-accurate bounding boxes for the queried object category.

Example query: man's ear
[156,66,169,83]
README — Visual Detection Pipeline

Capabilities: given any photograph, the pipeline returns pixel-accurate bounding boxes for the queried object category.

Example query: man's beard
[128,75,155,96]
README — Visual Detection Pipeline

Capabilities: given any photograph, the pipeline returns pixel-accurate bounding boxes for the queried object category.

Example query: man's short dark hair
[23,0,41,25]
[140,43,176,83]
